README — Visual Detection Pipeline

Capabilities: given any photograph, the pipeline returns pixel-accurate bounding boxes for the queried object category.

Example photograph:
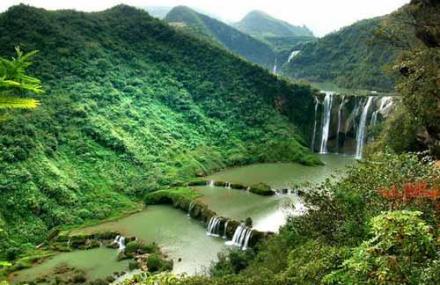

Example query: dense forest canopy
[0,4,318,260]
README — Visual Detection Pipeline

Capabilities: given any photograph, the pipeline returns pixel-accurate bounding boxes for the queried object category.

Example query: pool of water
[11,154,353,281]
[10,248,129,284]
[206,154,353,188]
[73,206,226,275]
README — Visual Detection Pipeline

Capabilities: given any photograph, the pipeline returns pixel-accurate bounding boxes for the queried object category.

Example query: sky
[0,0,410,36]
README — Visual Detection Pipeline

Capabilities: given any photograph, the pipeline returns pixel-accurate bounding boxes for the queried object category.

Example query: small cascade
[319,92,334,154]
[187,201,195,217]
[310,96,320,151]
[225,182,232,189]
[222,221,229,239]
[336,96,346,153]
[355,96,374,159]
[272,58,278,74]
[207,180,215,187]
[226,224,253,250]
[287,50,300,63]
[113,235,126,251]
[246,186,251,192]
[370,97,393,126]
[207,216,222,237]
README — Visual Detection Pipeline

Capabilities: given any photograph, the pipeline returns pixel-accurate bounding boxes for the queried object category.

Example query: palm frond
[0,95,39,109]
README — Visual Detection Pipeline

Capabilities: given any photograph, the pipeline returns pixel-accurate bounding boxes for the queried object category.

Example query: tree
[0,47,43,109]
[325,211,436,285]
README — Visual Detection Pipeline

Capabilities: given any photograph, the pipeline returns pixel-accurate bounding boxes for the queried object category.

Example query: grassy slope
[0,5,318,255]
[165,6,276,68]
[282,16,402,91]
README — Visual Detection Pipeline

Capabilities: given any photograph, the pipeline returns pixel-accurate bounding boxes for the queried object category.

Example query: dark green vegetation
[283,13,407,91]
[165,6,276,68]
[0,4,320,261]
[122,1,440,284]
[234,10,315,53]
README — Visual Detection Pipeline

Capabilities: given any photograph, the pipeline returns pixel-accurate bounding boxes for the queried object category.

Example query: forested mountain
[165,6,276,68]
[282,13,409,91]
[0,4,318,256]
[234,10,315,53]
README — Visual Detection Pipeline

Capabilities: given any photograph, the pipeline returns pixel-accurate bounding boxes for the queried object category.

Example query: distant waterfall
[187,201,195,217]
[355,97,374,159]
[319,92,334,154]
[207,216,222,237]
[226,224,253,250]
[113,235,126,251]
[223,221,229,239]
[310,96,319,151]
[336,96,346,153]
[371,97,393,126]
[225,182,232,189]
[287,50,300,63]
[207,180,214,187]
[272,58,278,74]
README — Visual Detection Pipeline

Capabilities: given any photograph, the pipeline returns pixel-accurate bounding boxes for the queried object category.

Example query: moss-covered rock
[249,183,275,196]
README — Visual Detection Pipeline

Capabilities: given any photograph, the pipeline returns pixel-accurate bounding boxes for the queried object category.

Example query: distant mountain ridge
[281,11,412,91]
[165,6,276,68]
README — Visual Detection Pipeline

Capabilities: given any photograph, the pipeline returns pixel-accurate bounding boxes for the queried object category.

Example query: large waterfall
[319,92,334,154]
[336,96,346,153]
[226,224,253,250]
[355,97,374,159]
[311,96,319,151]
[310,92,394,156]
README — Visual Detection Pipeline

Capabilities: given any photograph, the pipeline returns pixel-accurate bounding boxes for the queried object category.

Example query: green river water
[10,154,353,283]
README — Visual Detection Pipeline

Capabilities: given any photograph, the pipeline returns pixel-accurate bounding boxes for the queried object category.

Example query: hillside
[234,10,315,53]
[282,15,407,91]
[165,6,276,68]
[0,5,318,255]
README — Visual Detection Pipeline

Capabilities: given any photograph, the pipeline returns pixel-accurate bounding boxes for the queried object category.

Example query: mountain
[282,13,410,91]
[165,6,276,68]
[0,5,318,255]
[234,10,315,52]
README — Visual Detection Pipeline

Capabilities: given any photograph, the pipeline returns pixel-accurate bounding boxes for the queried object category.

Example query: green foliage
[325,211,436,285]
[284,16,402,91]
[0,4,317,256]
[0,47,43,109]
[249,183,273,196]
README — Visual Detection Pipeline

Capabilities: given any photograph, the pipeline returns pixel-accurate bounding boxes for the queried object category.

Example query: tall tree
[0,47,43,109]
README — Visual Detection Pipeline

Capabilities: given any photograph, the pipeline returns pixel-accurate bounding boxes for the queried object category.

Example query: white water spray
[355,97,374,159]
[113,235,126,251]
[319,92,334,154]
[225,224,253,250]
[207,216,222,237]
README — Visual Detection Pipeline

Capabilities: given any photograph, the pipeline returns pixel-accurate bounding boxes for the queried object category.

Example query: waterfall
[310,96,319,151]
[370,97,393,126]
[225,182,231,189]
[223,221,229,239]
[272,58,278,74]
[187,201,195,217]
[287,50,300,63]
[319,92,334,154]
[207,180,214,187]
[335,96,346,153]
[207,216,222,237]
[246,186,250,192]
[225,224,253,250]
[355,97,374,159]
[113,235,126,251]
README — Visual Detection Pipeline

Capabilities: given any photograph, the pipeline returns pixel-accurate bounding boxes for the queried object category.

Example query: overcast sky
[0,0,410,36]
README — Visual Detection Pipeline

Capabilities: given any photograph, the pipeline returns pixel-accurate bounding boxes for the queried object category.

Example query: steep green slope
[282,15,405,91]
[234,10,315,53]
[165,6,276,68]
[0,5,318,255]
